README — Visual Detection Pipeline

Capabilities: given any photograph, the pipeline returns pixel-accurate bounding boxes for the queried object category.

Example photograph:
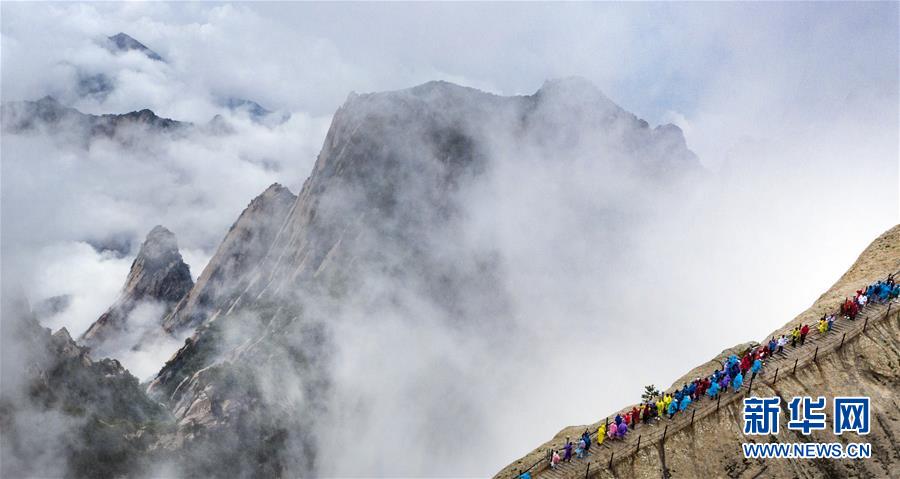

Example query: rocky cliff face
[142,79,700,476]
[81,226,193,354]
[498,224,900,479]
[161,183,297,334]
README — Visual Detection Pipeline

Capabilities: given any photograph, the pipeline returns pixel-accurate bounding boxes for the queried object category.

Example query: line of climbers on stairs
[520,273,899,479]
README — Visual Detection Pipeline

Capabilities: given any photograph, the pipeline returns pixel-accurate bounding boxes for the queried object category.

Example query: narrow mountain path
[504,292,898,479]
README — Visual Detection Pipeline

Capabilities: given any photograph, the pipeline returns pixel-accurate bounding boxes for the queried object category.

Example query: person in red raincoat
[800,324,810,345]
[842,298,854,317]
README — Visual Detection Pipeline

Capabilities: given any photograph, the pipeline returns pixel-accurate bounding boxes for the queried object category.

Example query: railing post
[747,373,754,395]
[690,409,696,428]
[636,434,642,451]
[716,393,721,412]
[839,333,846,349]
[863,316,868,332]
[608,452,614,469]
[662,424,668,442]
[772,367,779,384]
[793,358,799,374]
[584,462,590,479]
[813,346,819,362]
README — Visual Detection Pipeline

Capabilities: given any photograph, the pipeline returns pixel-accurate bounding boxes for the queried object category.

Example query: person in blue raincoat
[750,358,762,378]
[730,361,741,378]
[667,398,678,418]
[617,422,628,438]
[732,371,744,391]
[707,379,719,398]
[729,354,739,367]
[680,394,692,411]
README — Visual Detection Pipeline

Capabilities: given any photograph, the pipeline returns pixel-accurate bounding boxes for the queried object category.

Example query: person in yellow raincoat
[791,327,801,347]
[597,423,606,445]
[818,318,828,334]
[663,394,673,411]
[656,398,665,418]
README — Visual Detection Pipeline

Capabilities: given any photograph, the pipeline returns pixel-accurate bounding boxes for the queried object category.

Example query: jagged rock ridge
[81,225,193,353]
[0,294,169,478]
[0,96,188,142]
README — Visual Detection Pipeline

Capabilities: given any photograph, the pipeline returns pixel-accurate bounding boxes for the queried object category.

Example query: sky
[1,2,898,475]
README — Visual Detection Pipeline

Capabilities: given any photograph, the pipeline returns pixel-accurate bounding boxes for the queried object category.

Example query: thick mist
[2,2,897,477]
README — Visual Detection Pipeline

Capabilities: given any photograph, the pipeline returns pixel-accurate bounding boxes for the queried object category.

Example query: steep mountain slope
[143,79,700,475]
[497,224,900,479]
[162,183,297,334]
[81,226,193,354]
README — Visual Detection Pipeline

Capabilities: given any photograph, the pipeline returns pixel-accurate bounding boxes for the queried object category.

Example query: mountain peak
[259,182,293,200]
[536,76,614,107]
[106,33,164,62]
[36,95,61,106]
[136,225,181,264]
[80,226,193,351]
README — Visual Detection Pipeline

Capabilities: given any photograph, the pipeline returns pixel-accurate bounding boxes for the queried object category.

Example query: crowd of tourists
[537,274,899,474]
